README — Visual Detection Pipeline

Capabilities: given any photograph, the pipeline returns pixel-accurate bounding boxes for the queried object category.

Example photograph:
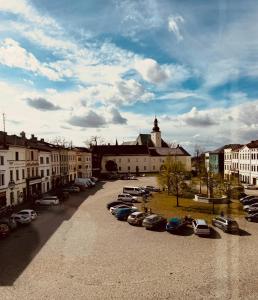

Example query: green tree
[157,156,186,206]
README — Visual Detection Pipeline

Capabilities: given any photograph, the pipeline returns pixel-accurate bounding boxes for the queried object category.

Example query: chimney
[40,138,44,142]
[20,131,26,139]
[30,134,37,142]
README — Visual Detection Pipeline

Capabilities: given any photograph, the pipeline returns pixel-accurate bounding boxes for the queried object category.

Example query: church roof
[92,144,190,157]
[136,134,169,147]
[149,146,191,156]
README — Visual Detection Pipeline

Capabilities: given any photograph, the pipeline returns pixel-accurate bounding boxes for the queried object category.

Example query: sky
[0,0,258,154]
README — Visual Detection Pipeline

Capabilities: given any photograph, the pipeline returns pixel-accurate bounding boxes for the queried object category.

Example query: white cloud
[158,91,197,100]
[168,15,185,41]
[0,0,59,29]
[0,38,61,81]
[134,58,189,85]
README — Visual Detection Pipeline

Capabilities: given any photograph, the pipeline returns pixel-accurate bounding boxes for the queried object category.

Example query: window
[128,158,130,163]
[32,167,34,177]
[0,156,4,165]
[40,157,44,164]
[36,167,38,176]
[16,169,19,180]
[119,166,121,171]
[10,170,13,181]
[144,166,146,171]
[128,166,130,171]
[47,169,50,176]
[46,157,49,164]
[31,151,34,160]
[22,169,25,179]
[41,170,44,177]
[27,168,30,178]
[0,174,5,186]
[15,152,19,161]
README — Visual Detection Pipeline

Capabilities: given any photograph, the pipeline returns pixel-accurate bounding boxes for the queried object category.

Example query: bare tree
[49,136,71,148]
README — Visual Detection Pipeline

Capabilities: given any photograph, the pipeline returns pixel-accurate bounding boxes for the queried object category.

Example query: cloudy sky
[0,0,258,153]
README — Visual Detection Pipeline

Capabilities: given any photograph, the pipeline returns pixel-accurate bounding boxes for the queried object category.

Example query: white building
[39,148,52,193]
[7,144,26,206]
[224,145,242,180]
[92,118,191,175]
[0,144,9,212]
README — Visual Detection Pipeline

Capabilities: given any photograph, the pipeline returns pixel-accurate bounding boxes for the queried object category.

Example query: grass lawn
[143,192,245,223]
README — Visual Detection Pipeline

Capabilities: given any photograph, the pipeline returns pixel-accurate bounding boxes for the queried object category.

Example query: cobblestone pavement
[0,177,258,300]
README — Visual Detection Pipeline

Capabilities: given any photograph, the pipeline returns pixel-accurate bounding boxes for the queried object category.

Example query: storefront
[26,177,42,201]
[0,190,7,216]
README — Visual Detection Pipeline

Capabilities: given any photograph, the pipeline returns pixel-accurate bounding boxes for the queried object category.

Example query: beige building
[75,147,92,178]
[92,118,191,175]
[68,149,77,182]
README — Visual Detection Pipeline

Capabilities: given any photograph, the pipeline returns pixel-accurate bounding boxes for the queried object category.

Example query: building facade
[92,118,191,175]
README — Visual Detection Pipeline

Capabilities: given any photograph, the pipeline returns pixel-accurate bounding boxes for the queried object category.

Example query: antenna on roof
[2,113,6,132]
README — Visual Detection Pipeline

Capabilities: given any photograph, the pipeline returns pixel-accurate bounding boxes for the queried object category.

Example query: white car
[110,204,136,215]
[35,196,59,205]
[243,202,258,211]
[11,214,31,224]
[16,209,37,220]
[117,193,138,202]
[192,219,210,236]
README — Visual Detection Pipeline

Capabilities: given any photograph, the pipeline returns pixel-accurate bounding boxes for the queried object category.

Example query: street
[0,177,258,299]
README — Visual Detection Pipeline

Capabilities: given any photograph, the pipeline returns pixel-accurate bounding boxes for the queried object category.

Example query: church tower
[151,117,162,147]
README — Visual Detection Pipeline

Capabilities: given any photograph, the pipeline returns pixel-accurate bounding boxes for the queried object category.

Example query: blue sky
[0,0,258,153]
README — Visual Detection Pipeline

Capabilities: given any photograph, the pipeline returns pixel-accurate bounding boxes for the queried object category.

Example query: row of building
[205,140,258,185]
[0,118,192,212]
[0,131,92,210]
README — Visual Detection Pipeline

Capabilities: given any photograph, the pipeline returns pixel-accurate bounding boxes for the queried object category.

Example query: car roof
[19,209,34,213]
[168,217,181,223]
[195,219,207,225]
[131,212,143,216]
[216,215,235,221]
[146,214,159,219]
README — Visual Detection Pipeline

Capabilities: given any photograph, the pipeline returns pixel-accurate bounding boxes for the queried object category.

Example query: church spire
[152,116,160,132]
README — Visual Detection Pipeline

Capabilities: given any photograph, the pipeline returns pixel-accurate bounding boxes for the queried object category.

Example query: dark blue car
[166,217,187,233]
[115,207,138,221]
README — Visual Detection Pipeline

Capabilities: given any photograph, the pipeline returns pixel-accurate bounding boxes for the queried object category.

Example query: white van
[123,186,144,196]
[35,196,59,205]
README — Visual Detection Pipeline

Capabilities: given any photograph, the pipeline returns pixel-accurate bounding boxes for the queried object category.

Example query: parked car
[106,201,128,210]
[35,196,59,205]
[10,214,31,225]
[211,216,239,233]
[117,193,138,202]
[240,195,256,203]
[0,223,10,238]
[0,217,17,231]
[16,209,37,220]
[142,214,167,230]
[166,217,188,233]
[243,202,258,211]
[247,207,258,214]
[244,184,258,190]
[62,186,80,193]
[115,207,138,220]
[241,197,258,205]
[127,212,148,226]
[110,204,136,215]
[245,212,258,222]
[90,177,98,182]
[192,219,210,236]
[123,186,145,196]
[145,186,161,192]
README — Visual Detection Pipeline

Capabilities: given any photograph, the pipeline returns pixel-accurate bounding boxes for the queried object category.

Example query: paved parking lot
[1,177,258,299]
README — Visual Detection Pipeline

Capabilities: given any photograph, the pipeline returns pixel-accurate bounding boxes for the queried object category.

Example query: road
[0,177,258,299]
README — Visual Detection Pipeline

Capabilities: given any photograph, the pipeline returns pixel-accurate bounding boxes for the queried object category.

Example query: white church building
[91,118,191,175]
